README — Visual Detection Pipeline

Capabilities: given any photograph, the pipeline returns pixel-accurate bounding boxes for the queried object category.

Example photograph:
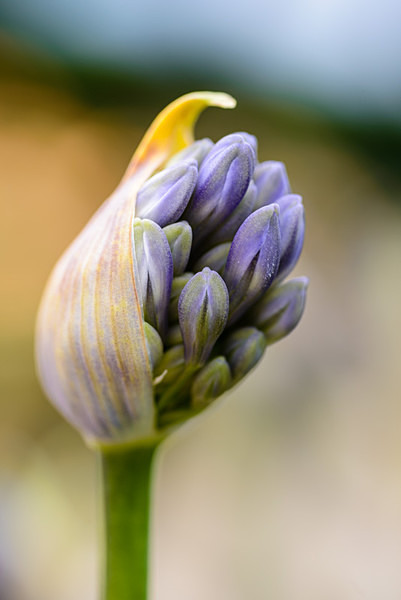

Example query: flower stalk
[100,441,161,600]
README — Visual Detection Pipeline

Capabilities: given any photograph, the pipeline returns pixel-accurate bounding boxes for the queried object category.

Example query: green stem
[100,440,160,600]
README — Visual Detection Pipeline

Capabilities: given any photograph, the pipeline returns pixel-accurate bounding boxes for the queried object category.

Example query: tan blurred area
[1,75,401,600]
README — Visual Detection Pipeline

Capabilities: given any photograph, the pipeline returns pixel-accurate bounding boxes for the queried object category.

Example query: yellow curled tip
[122,91,237,182]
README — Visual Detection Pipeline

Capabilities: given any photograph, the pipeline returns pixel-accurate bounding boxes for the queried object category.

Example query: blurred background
[1,0,401,598]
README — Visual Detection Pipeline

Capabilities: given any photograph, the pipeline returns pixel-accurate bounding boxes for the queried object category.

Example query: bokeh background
[1,1,401,598]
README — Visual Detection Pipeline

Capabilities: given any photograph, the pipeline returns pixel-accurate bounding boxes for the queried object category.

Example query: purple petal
[191,356,232,407]
[178,267,229,365]
[184,136,256,238]
[214,131,258,156]
[253,276,308,344]
[133,218,173,337]
[167,138,214,167]
[276,194,305,280]
[223,327,266,383]
[224,205,281,323]
[136,160,198,227]
[163,221,193,276]
[253,161,290,209]
[208,181,257,246]
[192,242,231,276]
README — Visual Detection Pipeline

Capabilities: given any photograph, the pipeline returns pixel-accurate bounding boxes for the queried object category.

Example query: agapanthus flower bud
[193,243,231,275]
[143,322,163,370]
[133,218,173,337]
[224,205,281,323]
[214,132,258,156]
[191,356,232,408]
[275,194,305,280]
[35,91,307,445]
[223,327,267,383]
[168,272,193,322]
[253,161,290,209]
[184,134,256,237]
[178,267,229,365]
[208,181,257,246]
[163,221,192,276]
[136,160,197,227]
[165,323,183,347]
[154,344,185,387]
[253,277,308,344]
[166,138,213,167]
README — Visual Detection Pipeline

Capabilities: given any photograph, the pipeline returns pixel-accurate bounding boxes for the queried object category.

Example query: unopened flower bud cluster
[134,132,308,425]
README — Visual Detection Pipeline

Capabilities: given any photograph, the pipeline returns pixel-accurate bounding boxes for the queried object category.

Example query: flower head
[35,92,308,445]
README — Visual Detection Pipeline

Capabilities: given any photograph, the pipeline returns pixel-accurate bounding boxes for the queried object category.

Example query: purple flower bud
[133,218,173,337]
[253,161,290,209]
[253,277,308,344]
[168,272,193,322]
[224,327,267,383]
[224,205,281,324]
[184,136,256,238]
[167,138,214,167]
[193,243,231,276]
[178,267,229,365]
[208,181,257,246]
[275,194,305,280]
[163,221,193,276]
[191,356,232,408]
[136,160,198,227]
[143,322,163,370]
[214,132,258,156]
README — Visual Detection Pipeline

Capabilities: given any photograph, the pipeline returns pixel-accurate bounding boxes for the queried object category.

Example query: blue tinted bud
[208,181,257,245]
[136,160,198,227]
[154,344,185,387]
[168,272,193,322]
[163,221,193,276]
[224,327,266,383]
[191,356,232,408]
[143,322,163,370]
[133,218,173,336]
[224,205,281,324]
[253,277,308,344]
[165,324,183,347]
[214,131,258,156]
[185,137,255,238]
[253,161,290,209]
[193,243,231,276]
[178,267,229,365]
[276,194,305,280]
[167,138,214,167]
